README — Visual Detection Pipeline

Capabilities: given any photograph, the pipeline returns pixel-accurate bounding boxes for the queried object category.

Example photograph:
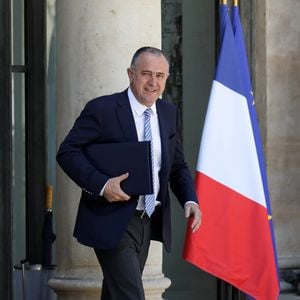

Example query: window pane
[47,0,56,200]
[11,72,26,265]
[11,0,24,65]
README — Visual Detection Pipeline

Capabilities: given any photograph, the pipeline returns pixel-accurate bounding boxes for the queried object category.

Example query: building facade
[0,0,299,299]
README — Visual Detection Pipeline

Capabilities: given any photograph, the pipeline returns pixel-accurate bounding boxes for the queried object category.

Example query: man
[57,46,202,300]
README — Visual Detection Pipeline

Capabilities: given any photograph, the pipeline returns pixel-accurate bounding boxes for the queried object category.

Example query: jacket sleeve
[56,100,109,198]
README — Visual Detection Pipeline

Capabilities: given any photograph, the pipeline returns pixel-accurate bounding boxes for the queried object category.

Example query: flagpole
[220,0,227,4]
[233,0,239,6]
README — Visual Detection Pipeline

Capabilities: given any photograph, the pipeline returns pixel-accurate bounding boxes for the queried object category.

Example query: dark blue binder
[84,141,153,196]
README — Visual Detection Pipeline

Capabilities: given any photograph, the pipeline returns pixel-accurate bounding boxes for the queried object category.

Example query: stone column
[254,0,300,292]
[265,0,300,271]
[49,1,171,299]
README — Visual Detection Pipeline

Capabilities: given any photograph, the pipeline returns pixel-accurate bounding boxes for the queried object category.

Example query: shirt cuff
[100,181,108,196]
[184,201,199,207]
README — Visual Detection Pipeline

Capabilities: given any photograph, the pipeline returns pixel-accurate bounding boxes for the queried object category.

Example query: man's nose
[148,74,157,85]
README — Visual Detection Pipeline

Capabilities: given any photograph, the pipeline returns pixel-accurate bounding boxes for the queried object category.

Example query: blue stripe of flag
[231,5,280,294]
[214,5,244,97]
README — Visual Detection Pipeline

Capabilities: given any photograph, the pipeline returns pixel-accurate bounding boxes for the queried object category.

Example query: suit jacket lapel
[116,90,138,142]
[156,100,169,179]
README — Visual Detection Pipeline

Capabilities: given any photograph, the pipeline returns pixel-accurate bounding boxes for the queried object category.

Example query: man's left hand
[185,203,202,233]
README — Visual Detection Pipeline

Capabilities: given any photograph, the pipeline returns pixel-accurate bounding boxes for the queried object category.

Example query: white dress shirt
[127,88,161,209]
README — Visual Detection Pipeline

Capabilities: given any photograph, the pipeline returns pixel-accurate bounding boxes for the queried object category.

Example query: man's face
[127,52,169,107]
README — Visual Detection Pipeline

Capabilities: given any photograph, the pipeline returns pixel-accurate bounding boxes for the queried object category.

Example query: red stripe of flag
[184,172,279,299]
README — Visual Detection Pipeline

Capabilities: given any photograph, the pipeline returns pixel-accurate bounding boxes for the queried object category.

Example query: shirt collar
[127,88,157,117]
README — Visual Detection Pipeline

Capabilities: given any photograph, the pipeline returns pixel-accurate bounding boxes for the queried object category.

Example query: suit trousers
[94,212,152,300]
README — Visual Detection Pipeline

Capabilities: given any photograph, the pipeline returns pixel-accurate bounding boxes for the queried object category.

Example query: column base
[48,276,100,300]
[49,273,171,300]
[143,273,171,299]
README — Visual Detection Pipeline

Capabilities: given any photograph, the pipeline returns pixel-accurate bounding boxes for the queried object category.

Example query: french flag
[183,4,280,300]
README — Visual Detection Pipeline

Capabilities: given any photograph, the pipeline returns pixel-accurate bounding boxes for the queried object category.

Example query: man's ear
[127,68,133,82]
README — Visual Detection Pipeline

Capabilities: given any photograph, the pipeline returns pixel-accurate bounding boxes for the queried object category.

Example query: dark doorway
[162,0,217,298]
[162,0,253,299]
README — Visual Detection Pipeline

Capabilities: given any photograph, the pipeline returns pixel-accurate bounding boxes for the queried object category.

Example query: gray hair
[130,46,169,69]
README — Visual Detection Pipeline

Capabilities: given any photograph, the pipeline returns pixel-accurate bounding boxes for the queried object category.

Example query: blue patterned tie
[144,108,156,217]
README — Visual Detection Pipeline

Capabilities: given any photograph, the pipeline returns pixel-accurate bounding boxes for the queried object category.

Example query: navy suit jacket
[57,89,198,252]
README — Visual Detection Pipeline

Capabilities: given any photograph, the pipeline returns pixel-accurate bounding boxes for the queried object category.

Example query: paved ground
[280,280,299,299]
[280,293,299,299]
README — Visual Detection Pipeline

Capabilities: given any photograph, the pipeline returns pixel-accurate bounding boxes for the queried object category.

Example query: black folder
[84,141,153,196]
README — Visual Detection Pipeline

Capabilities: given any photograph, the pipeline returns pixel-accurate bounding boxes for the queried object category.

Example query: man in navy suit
[57,46,201,300]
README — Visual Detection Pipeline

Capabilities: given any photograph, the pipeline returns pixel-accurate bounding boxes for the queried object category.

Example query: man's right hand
[103,173,131,202]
